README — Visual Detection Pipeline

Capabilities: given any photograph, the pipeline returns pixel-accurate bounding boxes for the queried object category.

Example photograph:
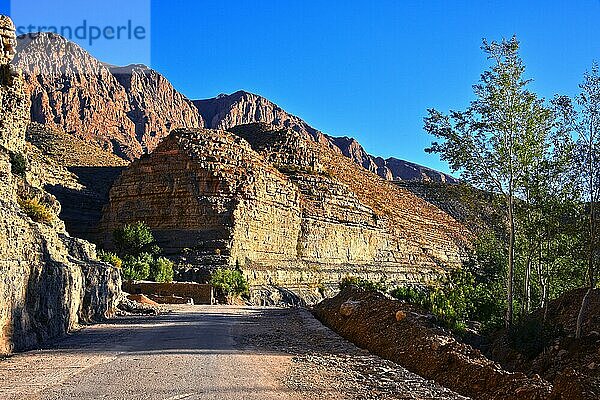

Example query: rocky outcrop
[0,16,120,356]
[13,33,202,160]
[99,123,469,304]
[25,122,128,240]
[195,91,457,183]
[109,64,202,154]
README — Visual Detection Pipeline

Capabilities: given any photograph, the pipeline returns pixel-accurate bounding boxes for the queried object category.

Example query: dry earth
[0,306,465,400]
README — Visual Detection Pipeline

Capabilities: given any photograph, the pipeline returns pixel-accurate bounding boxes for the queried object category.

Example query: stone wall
[100,124,470,304]
[0,15,120,355]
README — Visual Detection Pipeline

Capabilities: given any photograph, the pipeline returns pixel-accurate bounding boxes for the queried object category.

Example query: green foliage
[339,276,388,292]
[17,197,53,224]
[150,257,174,283]
[113,222,157,258]
[392,233,506,332]
[210,268,249,297]
[10,152,27,176]
[121,253,153,281]
[97,250,122,269]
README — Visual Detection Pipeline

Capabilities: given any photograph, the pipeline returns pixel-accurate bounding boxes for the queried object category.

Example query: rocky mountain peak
[14,32,202,160]
[195,90,457,183]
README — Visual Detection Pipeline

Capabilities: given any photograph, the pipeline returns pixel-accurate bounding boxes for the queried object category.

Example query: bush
[150,257,174,283]
[391,286,430,305]
[17,197,53,224]
[113,222,157,258]
[339,276,388,292]
[98,250,122,269]
[210,268,249,297]
[10,152,27,176]
[121,253,153,281]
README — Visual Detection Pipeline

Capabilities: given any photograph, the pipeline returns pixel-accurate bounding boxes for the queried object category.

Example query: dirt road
[0,306,466,400]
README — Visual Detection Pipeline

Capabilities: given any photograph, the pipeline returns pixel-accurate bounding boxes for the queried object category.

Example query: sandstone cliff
[99,123,469,304]
[0,16,120,355]
[13,33,202,160]
[195,91,457,183]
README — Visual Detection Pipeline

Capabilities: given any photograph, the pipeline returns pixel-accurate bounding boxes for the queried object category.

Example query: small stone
[340,300,361,317]
[395,310,407,321]
[587,362,596,370]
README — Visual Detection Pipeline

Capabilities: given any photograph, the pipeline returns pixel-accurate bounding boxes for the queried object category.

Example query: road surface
[0,306,466,400]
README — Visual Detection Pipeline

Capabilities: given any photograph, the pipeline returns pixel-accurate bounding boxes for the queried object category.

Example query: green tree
[150,257,174,283]
[113,221,158,258]
[575,63,600,338]
[425,37,555,329]
[210,268,249,298]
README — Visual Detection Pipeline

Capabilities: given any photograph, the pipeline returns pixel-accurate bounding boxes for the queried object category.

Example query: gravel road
[0,306,467,400]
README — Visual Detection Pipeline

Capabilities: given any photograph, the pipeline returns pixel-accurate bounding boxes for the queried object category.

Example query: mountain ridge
[196,90,458,183]
[14,32,455,183]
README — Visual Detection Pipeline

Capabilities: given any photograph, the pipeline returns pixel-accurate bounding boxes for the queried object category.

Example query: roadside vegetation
[102,221,174,283]
[424,36,599,339]
[343,36,600,345]
[210,268,249,300]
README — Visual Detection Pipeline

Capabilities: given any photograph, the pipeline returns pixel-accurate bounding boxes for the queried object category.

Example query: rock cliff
[99,123,469,304]
[0,16,120,355]
[13,33,202,160]
[195,91,458,183]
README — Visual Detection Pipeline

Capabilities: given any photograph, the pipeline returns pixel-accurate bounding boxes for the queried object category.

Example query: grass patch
[17,197,53,224]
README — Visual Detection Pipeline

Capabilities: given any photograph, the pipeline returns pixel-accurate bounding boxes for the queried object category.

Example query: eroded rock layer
[100,124,469,304]
[0,17,120,355]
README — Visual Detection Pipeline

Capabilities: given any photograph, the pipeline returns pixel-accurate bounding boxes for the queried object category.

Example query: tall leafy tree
[424,37,554,328]
[575,63,600,338]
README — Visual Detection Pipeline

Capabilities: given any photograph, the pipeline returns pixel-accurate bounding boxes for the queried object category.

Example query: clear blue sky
[4,1,600,173]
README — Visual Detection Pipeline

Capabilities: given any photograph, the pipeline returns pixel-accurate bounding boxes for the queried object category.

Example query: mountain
[195,90,458,183]
[13,32,202,160]
[98,123,469,303]
[14,32,453,182]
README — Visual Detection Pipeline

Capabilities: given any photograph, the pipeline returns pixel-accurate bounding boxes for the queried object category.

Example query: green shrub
[98,250,122,269]
[113,222,157,258]
[150,257,174,283]
[339,276,388,292]
[391,286,431,305]
[121,253,153,281]
[10,151,27,176]
[17,197,53,224]
[210,268,249,297]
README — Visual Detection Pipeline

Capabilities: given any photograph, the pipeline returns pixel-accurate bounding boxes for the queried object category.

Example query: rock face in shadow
[25,122,127,240]
[0,16,120,356]
[99,123,469,304]
[13,33,202,160]
[195,91,458,183]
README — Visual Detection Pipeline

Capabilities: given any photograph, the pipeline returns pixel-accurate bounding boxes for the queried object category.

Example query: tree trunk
[576,288,592,339]
[524,254,532,314]
[506,193,515,329]
[577,136,596,339]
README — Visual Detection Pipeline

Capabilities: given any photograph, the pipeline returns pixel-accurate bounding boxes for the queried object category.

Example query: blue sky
[3,1,600,173]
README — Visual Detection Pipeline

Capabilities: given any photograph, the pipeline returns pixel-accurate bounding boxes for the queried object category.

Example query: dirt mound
[489,288,600,399]
[313,287,553,400]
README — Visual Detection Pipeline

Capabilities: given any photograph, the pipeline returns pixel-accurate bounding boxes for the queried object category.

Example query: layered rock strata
[0,16,120,355]
[99,124,469,304]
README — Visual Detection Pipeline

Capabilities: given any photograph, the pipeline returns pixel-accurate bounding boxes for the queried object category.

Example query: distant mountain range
[14,32,457,183]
